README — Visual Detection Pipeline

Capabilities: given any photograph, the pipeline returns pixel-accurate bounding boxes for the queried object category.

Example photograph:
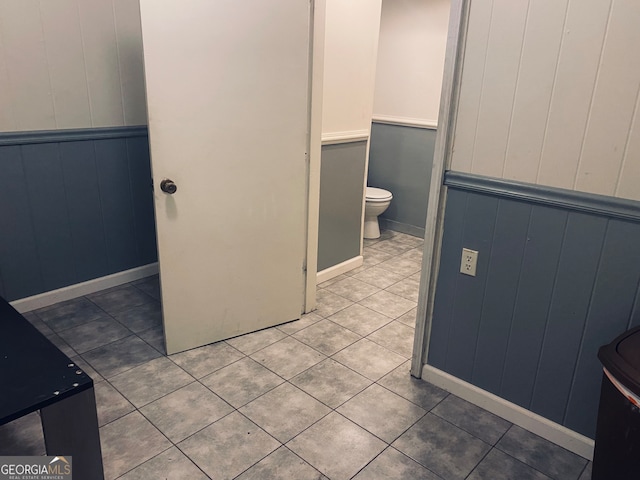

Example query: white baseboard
[379,218,425,239]
[422,364,595,460]
[317,256,363,284]
[10,263,159,313]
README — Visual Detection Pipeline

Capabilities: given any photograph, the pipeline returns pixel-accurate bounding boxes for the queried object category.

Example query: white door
[140,0,311,354]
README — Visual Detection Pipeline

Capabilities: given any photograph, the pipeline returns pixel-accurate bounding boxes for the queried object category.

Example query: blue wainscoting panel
[21,143,77,292]
[429,172,640,438]
[368,123,436,235]
[95,139,140,272]
[564,218,640,436]
[0,127,156,302]
[530,213,607,426]
[127,137,157,266]
[444,193,498,380]
[0,146,44,300]
[500,206,568,408]
[60,141,110,281]
[471,199,532,394]
[317,141,367,272]
[427,189,467,368]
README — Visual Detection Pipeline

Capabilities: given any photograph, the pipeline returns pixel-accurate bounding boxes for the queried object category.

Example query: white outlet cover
[460,248,478,276]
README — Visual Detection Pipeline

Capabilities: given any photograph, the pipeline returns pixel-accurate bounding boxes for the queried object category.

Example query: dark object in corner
[593,326,640,480]
[0,296,104,479]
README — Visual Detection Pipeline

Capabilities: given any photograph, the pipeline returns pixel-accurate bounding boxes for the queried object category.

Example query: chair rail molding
[372,114,437,130]
[321,130,369,145]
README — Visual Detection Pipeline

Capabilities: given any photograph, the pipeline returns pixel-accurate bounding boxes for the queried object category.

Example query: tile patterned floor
[0,230,593,479]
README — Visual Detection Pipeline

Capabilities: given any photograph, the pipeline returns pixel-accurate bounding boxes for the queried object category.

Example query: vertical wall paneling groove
[574,0,640,195]
[444,193,498,380]
[449,0,493,173]
[111,0,126,127]
[0,20,16,131]
[534,0,611,188]
[553,0,613,189]
[126,137,156,266]
[94,139,138,272]
[471,198,532,393]
[21,143,77,291]
[499,206,567,408]
[537,0,611,188]
[0,1,56,131]
[564,218,640,436]
[39,0,92,129]
[471,0,529,178]
[123,138,141,264]
[77,0,125,127]
[502,0,569,183]
[530,213,607,425]
[0,146,44,300]
[60,141,110,281]
[36,2,57,129]
[113,0,147,126]
[430,176,640,438]
[616,88,640,201]
[75,0,95,125]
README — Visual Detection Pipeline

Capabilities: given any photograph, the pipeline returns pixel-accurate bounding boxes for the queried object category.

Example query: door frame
[304,0,326,313]
[411,0,470,377]
[410,2,599,460]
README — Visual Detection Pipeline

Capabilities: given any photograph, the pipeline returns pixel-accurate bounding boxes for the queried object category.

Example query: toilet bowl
[364,187,393,239]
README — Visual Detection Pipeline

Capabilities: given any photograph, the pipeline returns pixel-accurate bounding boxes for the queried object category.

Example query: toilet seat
[366,187,392,202]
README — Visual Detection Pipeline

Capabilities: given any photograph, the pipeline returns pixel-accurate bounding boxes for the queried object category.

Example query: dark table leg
[40,387,104,480]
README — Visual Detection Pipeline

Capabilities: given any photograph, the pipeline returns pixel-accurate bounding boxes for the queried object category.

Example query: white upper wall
[372,0,450,126]
[1,0,381,137]
[451,0,640,201]
[321,0,382,136]
[0,0,146,132]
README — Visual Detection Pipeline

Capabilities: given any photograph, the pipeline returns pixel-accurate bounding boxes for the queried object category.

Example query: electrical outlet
[460,248,478,276]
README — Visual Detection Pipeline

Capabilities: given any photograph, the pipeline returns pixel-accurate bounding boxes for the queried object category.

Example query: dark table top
[0,296,93,425]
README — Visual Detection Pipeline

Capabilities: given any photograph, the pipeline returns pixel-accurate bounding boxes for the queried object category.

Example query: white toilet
[364,187,393,239]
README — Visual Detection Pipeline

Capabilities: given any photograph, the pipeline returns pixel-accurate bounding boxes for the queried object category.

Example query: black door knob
[160,179,177,194]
